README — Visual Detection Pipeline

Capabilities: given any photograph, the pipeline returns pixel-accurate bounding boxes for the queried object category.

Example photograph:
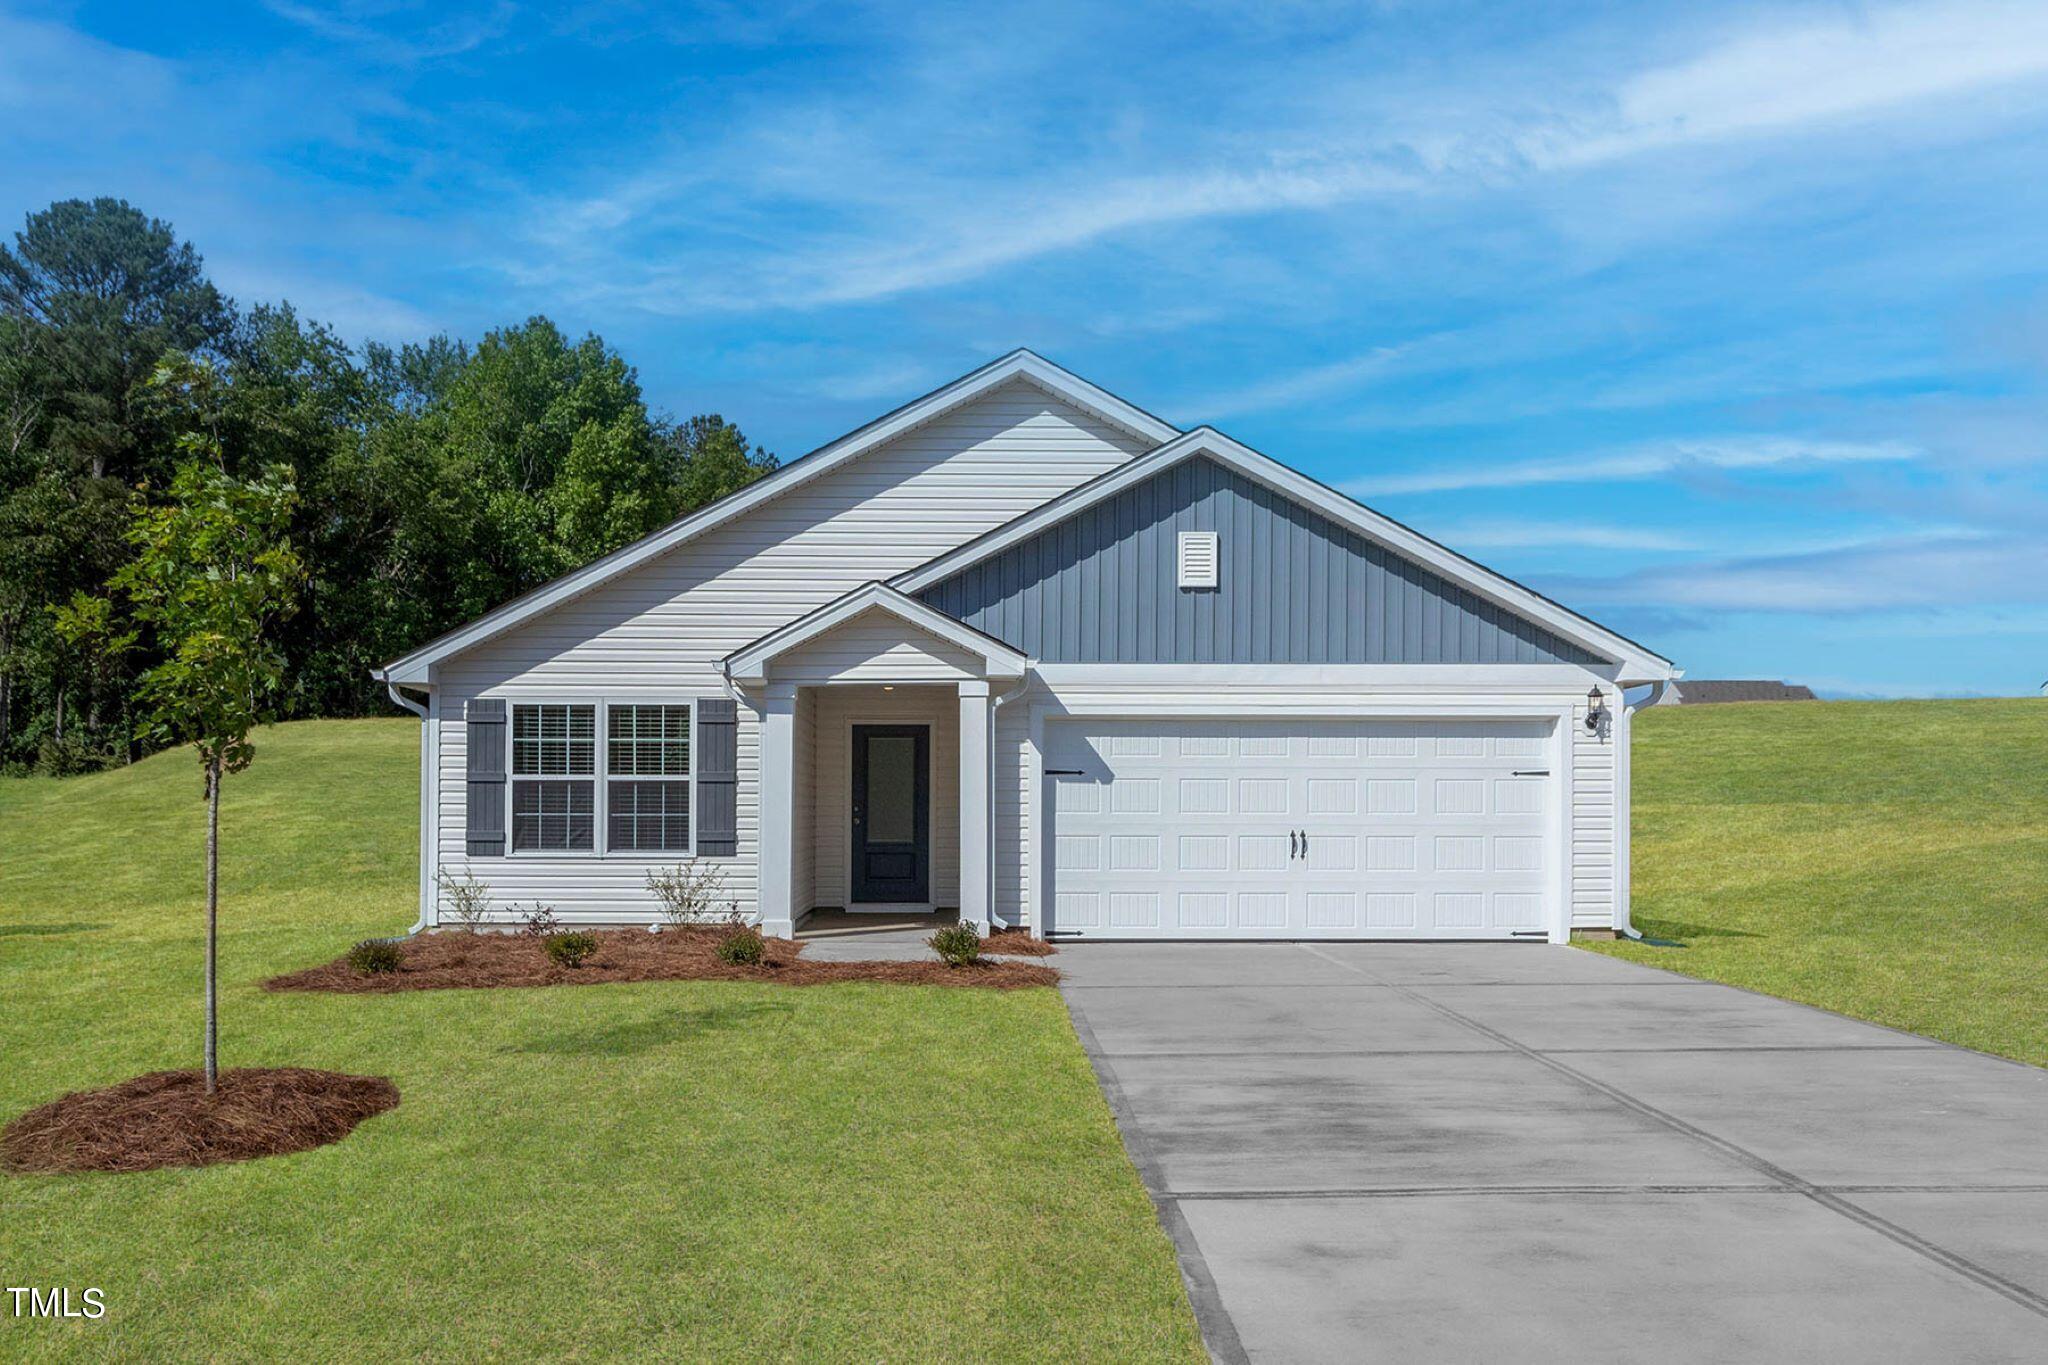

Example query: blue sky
[5,1,2048,696]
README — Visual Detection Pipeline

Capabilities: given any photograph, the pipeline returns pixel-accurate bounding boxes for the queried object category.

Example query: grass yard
[1588,698,2048,1067]
[0,720,1203,1362]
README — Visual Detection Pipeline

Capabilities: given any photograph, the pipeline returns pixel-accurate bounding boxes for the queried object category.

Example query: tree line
[0,197,777,774]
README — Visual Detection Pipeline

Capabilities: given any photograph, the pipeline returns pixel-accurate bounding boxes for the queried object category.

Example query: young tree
[113,357,302,1093]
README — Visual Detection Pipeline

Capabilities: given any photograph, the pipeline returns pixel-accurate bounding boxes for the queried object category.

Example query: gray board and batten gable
[915,454,1606,666]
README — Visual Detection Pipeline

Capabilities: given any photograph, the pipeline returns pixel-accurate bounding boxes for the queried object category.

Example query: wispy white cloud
[1348,435,1919,496]
[258,0,516,65]
[1552,530,2045,614]
[1413,519,1701,552]
[1545,0,2048,167]
[519,0,2048,310]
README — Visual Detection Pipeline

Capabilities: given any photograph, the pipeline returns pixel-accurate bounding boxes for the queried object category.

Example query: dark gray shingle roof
[1672,680,1817,704]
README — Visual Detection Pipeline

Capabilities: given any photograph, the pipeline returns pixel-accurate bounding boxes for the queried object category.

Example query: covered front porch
[723,582,1029,939]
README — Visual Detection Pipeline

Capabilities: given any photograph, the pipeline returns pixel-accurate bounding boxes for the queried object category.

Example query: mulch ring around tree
[2,1068,400,1175]
[265,927,1060,994]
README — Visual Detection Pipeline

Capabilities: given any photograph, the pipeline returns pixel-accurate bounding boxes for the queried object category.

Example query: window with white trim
[607,703,691,852]
[511,704,595,852]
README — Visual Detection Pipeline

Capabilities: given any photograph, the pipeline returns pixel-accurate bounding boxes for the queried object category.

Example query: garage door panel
[1047,717,1554,940]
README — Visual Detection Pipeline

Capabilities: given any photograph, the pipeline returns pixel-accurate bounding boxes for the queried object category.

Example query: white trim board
[378,350,1179,685]
[892,427,1678,682]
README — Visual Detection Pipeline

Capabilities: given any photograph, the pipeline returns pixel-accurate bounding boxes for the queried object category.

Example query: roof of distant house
[1668,680,1817,704]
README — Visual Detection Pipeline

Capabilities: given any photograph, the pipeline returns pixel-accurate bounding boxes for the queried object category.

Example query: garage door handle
[1512,770,1549,777]
[1300,829,1309,858]
[1289,830,1299,860]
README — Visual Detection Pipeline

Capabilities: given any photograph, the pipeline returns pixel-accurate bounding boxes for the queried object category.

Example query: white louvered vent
[1177,531,1220,589]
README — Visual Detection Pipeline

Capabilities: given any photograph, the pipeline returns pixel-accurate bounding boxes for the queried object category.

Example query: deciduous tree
[112,357,303,1091]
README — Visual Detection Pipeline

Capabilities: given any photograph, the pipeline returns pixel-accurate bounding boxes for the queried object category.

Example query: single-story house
[1653,679,1815,705]
[376,351,1680,943]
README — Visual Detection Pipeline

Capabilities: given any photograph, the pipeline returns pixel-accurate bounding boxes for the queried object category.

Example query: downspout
[1615,679,1672,941]
[379,670,434,937]
[989,671,1033,931]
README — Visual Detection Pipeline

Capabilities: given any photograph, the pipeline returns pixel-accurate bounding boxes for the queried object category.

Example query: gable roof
[722,581,1029,686]
[376,350,1180,685]
[892,427,1677,679]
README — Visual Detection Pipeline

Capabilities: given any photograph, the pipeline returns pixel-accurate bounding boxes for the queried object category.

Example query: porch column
[757,682,798,938]
[957,680,992,933]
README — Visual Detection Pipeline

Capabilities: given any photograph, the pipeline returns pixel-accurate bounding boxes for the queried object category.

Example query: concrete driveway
[1057,942,2048,1363]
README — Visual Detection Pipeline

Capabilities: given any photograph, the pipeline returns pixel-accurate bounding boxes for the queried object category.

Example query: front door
[851,724,930,904]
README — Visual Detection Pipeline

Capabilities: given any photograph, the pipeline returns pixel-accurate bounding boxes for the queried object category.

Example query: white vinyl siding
[430,380,1150,924]
[1571,694,1618,932]
[767,609,986,685]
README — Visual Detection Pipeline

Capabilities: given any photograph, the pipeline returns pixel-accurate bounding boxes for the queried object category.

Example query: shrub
[645,860,731,928]
[715,923,766,966]
[544,931,599,969]
[519,903,561,938]
[928,922,982,966]
[346,938,404,975]
[35,731,114,776]
[435,868,492,932]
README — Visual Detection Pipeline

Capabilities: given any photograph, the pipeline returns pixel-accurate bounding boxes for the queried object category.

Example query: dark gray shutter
[465,698,508,856]
[695,697,738,856]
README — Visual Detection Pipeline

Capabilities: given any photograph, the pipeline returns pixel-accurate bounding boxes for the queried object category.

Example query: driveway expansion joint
[1297,944,2048,1322]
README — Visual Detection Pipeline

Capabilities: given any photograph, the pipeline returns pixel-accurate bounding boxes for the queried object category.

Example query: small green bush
[544,932,599,968]
[928,922,982,966]
[715,924,765,966]
[346,938,404,975]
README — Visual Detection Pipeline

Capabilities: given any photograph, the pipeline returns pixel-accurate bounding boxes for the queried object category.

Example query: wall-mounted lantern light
[1586,686,1606,732]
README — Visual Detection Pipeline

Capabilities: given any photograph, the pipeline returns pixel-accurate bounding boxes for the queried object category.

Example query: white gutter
[377,670,434,936]
[1614,678,1673,941]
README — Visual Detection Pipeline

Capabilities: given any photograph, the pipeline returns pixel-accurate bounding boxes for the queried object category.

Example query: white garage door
[1045,718,1555,940]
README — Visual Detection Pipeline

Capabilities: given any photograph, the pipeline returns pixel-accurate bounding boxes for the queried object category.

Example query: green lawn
[1588,698,2048,1067]
[0,719,1203,1362]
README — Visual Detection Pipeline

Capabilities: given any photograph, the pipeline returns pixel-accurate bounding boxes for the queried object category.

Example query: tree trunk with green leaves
[107,356,303,1095]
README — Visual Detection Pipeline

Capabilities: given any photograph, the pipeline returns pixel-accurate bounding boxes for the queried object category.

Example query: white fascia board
[723,581,1029,686]
[1029,662,1622,689]
[892,427,1677,678]
[378,350,1179,682]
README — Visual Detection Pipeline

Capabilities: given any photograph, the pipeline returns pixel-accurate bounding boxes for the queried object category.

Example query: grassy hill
[0,720,1201,1362]
[1590,697,2048,1066]
[2,698,2041,1356]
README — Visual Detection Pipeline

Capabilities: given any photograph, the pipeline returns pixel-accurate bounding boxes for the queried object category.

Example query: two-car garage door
[1045,718,1555,940]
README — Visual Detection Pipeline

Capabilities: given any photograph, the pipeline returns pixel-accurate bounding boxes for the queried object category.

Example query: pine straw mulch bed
[982,929,1056,957]
[2,1068,400,1175]
[265,927,1059,994]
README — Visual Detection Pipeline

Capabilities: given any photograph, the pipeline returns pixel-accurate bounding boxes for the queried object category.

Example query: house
[376,351,1680,943]
[1654,680,1815,705]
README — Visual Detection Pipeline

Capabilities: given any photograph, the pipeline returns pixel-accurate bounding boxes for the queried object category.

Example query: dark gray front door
[851,724,929,903]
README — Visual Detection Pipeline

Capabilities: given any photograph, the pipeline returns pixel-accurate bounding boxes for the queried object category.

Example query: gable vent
[1177,531,1220,589]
